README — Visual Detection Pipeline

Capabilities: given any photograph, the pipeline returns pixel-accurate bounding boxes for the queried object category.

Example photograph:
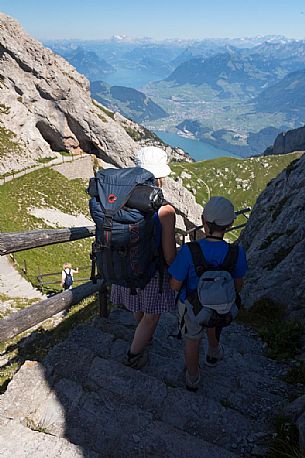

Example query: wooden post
[0,280,102,342]
[99,284,108,318]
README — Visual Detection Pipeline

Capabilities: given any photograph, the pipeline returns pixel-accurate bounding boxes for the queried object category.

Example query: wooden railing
[0,226,105,342]
[0,226,95,255]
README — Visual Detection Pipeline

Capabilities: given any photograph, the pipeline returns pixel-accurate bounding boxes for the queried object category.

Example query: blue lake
[155,131,237,161]
[102,70,163,89]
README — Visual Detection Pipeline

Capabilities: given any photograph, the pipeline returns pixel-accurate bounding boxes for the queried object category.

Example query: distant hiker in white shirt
[61,263,79,290]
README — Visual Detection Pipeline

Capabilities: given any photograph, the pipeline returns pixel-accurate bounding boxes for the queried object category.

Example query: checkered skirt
[110,271,176,314]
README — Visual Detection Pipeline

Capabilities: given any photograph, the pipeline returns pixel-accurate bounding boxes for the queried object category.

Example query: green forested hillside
[0,168,92,291]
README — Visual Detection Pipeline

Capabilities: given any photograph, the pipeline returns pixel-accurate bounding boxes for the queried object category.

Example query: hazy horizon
[1,0,305,41]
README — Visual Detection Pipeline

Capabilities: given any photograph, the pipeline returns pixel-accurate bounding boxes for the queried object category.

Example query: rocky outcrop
[240,152,305,319]
[0,14,190,176]
[264,125,305,156]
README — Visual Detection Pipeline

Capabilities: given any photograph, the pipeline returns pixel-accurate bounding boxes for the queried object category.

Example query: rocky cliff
[264,124,305,156]
[0,13,190,176]
[240,152,305,320]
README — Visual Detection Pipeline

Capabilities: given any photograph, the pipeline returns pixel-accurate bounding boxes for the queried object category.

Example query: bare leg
[207,328,219,350]
[185,338,201,377]
[130,313,160,354]
[133,311,144,323]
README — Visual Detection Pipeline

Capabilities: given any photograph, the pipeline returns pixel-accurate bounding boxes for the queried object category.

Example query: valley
[47,38,305,158]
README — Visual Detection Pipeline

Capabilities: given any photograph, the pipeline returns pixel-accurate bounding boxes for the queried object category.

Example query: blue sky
[1,0,305,40]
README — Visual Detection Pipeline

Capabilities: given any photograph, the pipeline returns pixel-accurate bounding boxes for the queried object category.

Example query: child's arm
[168,244,190,291]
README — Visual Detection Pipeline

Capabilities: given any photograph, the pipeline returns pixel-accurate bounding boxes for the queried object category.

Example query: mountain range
[255,69,305,120]
[46,37,305,156]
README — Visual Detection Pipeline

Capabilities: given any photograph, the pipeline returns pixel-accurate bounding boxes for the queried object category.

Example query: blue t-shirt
[168,239,248,302]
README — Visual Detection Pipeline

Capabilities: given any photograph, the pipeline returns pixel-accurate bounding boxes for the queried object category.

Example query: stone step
[43,340,267,454]
[69,320,289,420]
[0,309,291,457]
[0,361,238,457]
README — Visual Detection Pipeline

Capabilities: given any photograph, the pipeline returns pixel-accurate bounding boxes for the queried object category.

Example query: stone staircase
[0,308,293,457]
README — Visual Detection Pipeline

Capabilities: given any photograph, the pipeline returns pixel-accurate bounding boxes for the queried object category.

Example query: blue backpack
[89,167,165,293]
[64,269,73,289]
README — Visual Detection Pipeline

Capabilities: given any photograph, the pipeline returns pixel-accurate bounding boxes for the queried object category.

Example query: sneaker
[205,344,224,367]
[123,349,148,369]
[185,370,201,392]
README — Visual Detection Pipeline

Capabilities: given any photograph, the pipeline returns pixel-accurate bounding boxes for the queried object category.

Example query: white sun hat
[135,146,171,178]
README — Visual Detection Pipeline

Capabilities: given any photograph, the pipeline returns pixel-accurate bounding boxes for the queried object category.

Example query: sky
[1,0,305,40]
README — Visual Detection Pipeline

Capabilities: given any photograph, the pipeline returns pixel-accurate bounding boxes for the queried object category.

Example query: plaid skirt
[110,271,176,314]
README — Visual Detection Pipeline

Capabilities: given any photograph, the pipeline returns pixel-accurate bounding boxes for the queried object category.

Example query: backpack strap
[187,241,209,278]
[221,244,239,273]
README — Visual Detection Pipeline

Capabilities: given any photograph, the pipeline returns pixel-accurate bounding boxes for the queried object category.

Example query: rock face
[0,14,190,175]
[264,124,305,156]
[0,308,293,457]
[240,153,305,319]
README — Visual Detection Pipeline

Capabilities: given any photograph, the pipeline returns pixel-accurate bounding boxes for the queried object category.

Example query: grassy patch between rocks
[238,299,304,360]
[0,125,22,157]
[268,415,302,458]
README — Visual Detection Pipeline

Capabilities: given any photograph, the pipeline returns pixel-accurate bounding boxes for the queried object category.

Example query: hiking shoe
[185,370,201,392]
[205,344,224,367]
[123,349,148,370]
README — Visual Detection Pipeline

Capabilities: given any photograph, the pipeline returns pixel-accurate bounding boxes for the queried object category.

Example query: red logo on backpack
[108,194,117,203]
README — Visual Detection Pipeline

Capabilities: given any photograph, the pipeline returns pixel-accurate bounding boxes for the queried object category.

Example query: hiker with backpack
[169,196,248,391]
[61,263,79,290]
[89,146,176,369]
[110,147,176,368]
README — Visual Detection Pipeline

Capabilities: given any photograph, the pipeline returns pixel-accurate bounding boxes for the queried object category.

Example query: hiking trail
[0,307,295,457]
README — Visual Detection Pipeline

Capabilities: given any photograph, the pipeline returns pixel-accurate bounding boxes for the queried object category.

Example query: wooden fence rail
[0,226,96,256]
[0,280,104,342]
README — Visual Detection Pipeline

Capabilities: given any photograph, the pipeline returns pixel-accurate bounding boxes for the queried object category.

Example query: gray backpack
[184,241,239,328]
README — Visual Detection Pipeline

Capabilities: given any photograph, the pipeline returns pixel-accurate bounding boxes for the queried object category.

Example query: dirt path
[0,256,44,316]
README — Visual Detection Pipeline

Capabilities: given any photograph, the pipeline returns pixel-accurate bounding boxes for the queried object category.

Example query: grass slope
[0,168,92,291]
[171,152,302,211]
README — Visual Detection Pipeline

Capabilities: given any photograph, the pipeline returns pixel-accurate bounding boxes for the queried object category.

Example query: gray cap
[202,196,236,226]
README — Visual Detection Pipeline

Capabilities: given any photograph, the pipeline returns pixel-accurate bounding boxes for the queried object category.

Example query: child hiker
[61,263,79,290]
[169,196,248,391]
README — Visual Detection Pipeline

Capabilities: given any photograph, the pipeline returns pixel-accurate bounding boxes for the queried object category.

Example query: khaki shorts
[178,300,205,340]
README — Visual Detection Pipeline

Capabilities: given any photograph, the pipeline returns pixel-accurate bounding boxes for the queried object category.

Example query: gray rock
[0,418,85,457]
[0,17,191,172]
[265,125,305,156]
[285,394,305,422]
[240,152,305,317]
